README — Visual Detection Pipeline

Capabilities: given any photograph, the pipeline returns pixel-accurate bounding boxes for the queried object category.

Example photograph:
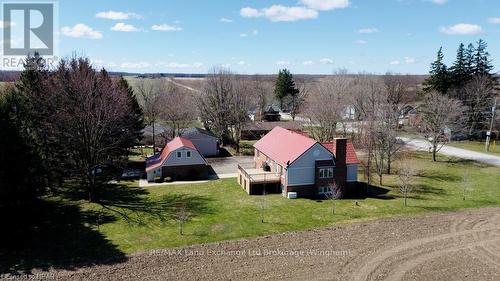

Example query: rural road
[400,137,500,167]
[21,207,500,281]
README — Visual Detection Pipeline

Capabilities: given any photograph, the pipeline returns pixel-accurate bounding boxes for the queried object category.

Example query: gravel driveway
[21,207,500,281]
[401,137,500,167]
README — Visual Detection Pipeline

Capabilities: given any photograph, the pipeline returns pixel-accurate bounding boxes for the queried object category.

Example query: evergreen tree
[473,39,494,77]
[464,43,476,77]
[117,76,144,145]
[423,47,450,94]
[274,68,299,110]
[450,43,469,86]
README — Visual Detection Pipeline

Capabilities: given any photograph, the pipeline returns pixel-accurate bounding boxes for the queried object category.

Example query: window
[319,186,329,194]
[177,151,182,158]
[319,167,334,179]
[186,151,191,158]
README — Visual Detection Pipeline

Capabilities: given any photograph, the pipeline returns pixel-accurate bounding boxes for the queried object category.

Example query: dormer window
[186,151,191,158]
[177,151,182,158]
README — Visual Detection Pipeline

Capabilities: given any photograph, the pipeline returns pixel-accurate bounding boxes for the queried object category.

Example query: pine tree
[423,47,450,94]
[117,76,144,145]
[450,43,469,86]
[464,43,476,77]
[473,39,494,77]
[273,68,299,110]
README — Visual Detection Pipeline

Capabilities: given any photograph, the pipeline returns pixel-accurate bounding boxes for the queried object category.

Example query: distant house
[237,127,359,198]
[146,137,208,182]
[241,121,304,140]
[255,104,281,122]
[179,127,219,157]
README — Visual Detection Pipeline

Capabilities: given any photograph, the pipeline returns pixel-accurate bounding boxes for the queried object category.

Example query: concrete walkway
[400,137,500,167]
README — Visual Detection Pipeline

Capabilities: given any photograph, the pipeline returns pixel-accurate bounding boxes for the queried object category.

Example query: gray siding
[347,164,358,182]
[165,147,206,166]
[189,138,218,156]
[287,143,334,186]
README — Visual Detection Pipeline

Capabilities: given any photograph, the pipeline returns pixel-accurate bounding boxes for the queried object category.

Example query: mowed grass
[73,151,500,254]
[448,140,500,155]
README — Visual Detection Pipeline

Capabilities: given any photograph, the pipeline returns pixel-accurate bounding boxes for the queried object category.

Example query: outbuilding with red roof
[146,137,208,182]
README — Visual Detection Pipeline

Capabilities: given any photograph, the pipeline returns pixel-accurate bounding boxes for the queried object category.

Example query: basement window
[319,168,334,179]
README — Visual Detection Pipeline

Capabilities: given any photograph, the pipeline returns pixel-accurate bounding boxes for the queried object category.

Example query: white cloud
[240,30,258,37]
[111,22,139,32]
[405,57,416,64]
[156,62,204,69]
[240,33,248,37]
[358,27,379,34]
[241,5,318,22]
[488,17,500,24]
[319,58,334,64]
[220,17,233,23]
[427,0,448,4]
[440,23,483,35]
[263,5,318,22]
[237,61,247,66]
[96,11,141,20]
[303,60,314,65]
[121,61,151,69]
[151,24,182,31]
[61,24,103,39]
[355,39,367,44]
[390,60,401,65]
[252,29,259,35]
[299,0,350,11]
[240,7,263,18]
[276,60,291,66]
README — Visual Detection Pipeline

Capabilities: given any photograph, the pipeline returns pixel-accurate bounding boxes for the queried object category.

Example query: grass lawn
[128,147,154,162]
[448,140,500,155]
[76,152,500,254]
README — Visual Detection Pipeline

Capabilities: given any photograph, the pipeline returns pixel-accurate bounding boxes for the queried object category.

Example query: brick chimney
[334,138,347,197]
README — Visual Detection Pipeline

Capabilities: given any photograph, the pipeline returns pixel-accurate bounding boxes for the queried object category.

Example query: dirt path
[11,208,500,281]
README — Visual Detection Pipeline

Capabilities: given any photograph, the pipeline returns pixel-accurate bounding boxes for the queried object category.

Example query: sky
[5,0,500,74]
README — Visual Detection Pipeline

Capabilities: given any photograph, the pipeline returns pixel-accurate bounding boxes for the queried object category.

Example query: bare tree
[231,77,254,153]
[159,81,196,139]
[324,182,342,214]
[306,73,350,142]
[251,75,272,120]
[461,170,472,201]
[285,77,309,121]
[397,156,417,207]
[48,59,142,202]
[462,75,496,135]
[135,78,163,152]
[175,202,190,235]
[419,91,464,161]
[197,67,235,145]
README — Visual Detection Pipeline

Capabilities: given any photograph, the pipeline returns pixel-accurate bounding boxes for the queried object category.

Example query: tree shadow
[418,169,461,183]
[62,182,214,225]
[346,183,396,200]
[0,199,126,275]
[1,182,214,275]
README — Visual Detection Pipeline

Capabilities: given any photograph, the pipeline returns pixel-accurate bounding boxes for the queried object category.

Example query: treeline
[0,53,143,205]
[423,39,498,135]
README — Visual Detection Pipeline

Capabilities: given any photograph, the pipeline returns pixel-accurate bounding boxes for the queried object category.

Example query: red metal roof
[321,140,360,165]
[146,137,197,172]
[254,126,318,167]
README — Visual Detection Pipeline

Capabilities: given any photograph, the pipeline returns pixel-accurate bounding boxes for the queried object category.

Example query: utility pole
[486,97,497,152]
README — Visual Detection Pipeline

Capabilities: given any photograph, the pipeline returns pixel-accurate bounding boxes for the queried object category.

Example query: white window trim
[186,151,192,158]
[177,151,182,158]
[319,167,334,179]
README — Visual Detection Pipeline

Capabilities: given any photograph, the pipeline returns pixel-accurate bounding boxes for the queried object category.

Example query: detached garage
[146,137,208,182]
